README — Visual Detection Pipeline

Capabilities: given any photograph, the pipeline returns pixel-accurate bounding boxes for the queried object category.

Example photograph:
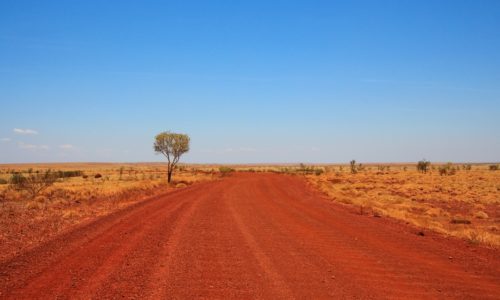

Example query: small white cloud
[59,144,74,150]
[18,142,49,150]
[0,138,11,142]
[18,142,36,149]
[13,128,38,135]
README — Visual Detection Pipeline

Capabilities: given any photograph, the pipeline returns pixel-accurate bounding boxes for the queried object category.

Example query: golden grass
[0,162,498,257]
[0,163,215,262]
[304,165,500,247]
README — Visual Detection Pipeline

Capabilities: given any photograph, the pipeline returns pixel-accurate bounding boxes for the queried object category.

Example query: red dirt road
[0,173,499,299]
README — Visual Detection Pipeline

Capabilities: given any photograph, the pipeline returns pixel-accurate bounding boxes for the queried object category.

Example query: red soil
[0,173,498,299]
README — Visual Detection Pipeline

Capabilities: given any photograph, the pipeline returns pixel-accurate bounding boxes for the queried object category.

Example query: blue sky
[1,0,499,163]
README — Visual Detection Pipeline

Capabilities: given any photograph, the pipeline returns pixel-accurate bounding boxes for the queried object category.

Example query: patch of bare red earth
[0,173,499,299]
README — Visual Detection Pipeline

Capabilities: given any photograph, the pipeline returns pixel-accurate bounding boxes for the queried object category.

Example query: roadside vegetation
[0,163,214,262]
[202,162,499,247]
[1,161,498,261]
[301,162,500,248]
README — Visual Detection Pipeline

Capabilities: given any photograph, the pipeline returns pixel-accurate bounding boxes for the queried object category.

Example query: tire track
[0,173,498,299]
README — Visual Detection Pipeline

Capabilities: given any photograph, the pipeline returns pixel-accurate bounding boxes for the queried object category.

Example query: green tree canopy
[154,131,190,183]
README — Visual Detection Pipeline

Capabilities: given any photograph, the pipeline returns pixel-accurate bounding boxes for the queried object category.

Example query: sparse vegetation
[350,160,357,174]
[297,163,320,175]
[219,166,234,176]
[9,169,57,199]
[417,159,431,173]
[54,170,83,179]
[306,163,500,247]
[119,166,124,180]
[0,162,214,262]
[438,163,456,176]
[489,164,499,171]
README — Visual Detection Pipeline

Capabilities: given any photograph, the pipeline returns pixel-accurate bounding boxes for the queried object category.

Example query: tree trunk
[167,170,172,183]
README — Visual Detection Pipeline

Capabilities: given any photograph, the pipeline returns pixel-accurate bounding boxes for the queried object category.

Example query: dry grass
[1,162,498,259]
[304,164,500,248]
[0,163,215,262]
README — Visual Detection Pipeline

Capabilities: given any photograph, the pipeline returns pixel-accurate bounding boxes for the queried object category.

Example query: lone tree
[154,131,190,183]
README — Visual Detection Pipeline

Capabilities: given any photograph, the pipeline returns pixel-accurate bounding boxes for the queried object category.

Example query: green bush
[10,170,57,199]
[297,163,315,175]
[55,170,83,179]
[417,160,431,173]
[10,173,25,185]
[219,166,234,175]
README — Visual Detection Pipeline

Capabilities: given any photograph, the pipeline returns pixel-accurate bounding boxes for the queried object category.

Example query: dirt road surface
[0,173,499,299]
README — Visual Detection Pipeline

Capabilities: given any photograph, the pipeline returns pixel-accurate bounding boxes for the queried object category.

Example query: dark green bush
[417,160,431,173]
[219,166,234,175]
[10,170,57,199]
[55,170,83,179]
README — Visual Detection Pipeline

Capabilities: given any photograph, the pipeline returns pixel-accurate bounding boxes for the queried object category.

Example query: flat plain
[0,163,499,298]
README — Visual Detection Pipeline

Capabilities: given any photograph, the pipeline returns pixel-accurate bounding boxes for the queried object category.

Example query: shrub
[350,160,357,174]
[10,173,25,185]
[119,167,124,180]
[9,169,57,199]
[0,178,8,185]
[94,173,102,179]
[55,170,83,179]
[314,169,324,176]
[489,165,499,171]
[417,159,431,173]
[219,166,234,176]
[297,164,316,175]
[439,163,456,176]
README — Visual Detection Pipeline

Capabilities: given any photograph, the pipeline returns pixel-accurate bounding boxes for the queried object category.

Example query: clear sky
[1,0,499,164]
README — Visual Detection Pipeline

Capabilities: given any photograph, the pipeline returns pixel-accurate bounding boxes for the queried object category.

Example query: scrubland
[1,162,498,262]
[218,163,499,247]
[0,163,214,262]
[302,164,500,248]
